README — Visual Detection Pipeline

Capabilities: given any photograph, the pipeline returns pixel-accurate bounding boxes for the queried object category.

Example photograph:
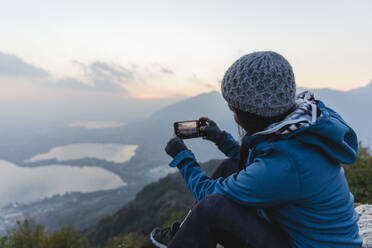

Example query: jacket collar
[242,134,270,149]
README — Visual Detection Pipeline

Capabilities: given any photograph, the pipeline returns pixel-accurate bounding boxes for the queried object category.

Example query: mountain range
[0,81,371,237]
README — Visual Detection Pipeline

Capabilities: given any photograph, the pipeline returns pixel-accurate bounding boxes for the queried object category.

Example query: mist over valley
[0,83,371,234]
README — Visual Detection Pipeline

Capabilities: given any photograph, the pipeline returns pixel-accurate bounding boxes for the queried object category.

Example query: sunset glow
[0,0,371,99]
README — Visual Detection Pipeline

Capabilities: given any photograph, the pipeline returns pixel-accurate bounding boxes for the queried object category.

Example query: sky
[0,0,371,100]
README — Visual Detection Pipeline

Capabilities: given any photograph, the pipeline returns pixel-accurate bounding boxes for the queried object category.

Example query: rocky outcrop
[356,205,372,248]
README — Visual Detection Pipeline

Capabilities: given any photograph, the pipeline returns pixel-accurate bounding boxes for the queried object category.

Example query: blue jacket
[170,100,362,247]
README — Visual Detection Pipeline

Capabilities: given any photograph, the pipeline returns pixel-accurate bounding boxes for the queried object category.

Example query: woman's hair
[231,105,294,170]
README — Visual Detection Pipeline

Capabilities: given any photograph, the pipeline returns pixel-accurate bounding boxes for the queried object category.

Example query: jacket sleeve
[171,149,301,207]
[216,131,240,161]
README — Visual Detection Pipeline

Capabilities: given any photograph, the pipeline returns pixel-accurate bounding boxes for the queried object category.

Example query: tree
[47,226,90,248]
[0,220,89,248]
[344,145,372,204]
[1,219,48,248]
[105,232,151,248]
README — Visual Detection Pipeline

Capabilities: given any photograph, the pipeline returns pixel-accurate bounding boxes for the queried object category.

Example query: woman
[151,51,362,247]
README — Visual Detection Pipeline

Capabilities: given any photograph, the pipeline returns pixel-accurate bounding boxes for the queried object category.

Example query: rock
[356,205,372,248]
[216,205,371,248]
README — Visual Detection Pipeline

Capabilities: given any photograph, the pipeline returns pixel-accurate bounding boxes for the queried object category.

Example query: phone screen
[174,121,200,139]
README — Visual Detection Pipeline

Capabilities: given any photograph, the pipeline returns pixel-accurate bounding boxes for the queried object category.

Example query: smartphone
[174,120,207,139]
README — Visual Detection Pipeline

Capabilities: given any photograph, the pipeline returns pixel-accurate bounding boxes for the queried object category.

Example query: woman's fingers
[199,117,211,122]
[199,117,214,127]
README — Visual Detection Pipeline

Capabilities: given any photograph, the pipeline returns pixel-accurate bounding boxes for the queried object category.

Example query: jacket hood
[288,100,358,164]
[244,91,358,165]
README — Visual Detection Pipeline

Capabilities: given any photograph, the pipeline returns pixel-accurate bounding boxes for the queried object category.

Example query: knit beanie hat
[221,51,296,117]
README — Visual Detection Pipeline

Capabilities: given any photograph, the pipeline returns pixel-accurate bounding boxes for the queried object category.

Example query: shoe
[150,222,181,248]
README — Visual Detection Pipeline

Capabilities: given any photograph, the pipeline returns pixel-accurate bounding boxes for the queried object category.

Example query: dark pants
[168,159,290,248]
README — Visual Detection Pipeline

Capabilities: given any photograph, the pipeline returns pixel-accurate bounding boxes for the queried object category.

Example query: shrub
[0,220,89,248]
[105,232,151,248]
[344,145,372,204]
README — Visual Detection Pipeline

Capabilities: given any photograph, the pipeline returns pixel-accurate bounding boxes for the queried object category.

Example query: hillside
[85,159,222,246]
[0,185,137,235]
[298,81,372,143]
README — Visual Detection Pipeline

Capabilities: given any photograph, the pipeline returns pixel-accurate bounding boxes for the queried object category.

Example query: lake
[67,121,126,129]
[25,143,138,163]
[0,160,126,207]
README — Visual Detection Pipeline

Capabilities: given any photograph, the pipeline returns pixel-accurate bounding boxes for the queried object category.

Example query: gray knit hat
[221,51,296,117]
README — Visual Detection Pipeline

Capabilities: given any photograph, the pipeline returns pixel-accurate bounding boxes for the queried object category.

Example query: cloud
[160,66,173,75]
[74,61,134,92]
[71,61,174,94]
[189,74,216,89]
[0,54,135,94]
[0,52,49,77]
[151,63,174,75]
[52,78,93,90]
[0,51,180,98]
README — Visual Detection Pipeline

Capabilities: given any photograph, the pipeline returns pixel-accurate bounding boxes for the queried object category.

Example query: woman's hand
[165,135,189,158]
[199,117,225,145]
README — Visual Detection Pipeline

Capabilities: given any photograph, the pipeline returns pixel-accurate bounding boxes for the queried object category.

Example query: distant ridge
[348,80,372,95]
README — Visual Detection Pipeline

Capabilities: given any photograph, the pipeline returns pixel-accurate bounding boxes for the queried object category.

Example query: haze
[0,0,371,102]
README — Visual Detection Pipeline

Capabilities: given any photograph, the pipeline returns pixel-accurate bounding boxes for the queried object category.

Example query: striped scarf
[253,91,321,136]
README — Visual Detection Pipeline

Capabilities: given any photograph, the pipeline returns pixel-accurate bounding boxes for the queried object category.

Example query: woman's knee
[193,194,228,218]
